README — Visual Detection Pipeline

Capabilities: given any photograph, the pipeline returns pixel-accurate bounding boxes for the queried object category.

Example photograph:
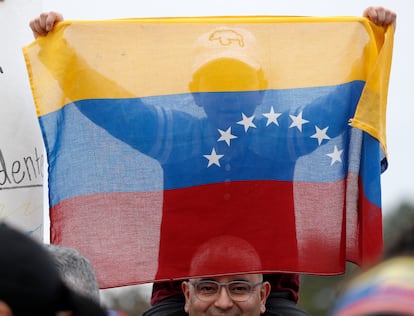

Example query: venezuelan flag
[23,16,394,288]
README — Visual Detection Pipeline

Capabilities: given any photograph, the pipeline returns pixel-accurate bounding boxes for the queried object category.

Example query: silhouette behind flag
[23,16,394,288]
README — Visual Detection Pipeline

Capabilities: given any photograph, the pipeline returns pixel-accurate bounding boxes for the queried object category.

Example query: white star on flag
[203,148,224,167]
[237,113,256,132]
[217,127,238,146]
[311,126,331,145]
[289,111,309,132]
[263,106,282,126]
[326,145,343,165]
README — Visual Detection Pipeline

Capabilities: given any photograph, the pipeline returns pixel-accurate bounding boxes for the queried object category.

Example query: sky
[38,0,413,215]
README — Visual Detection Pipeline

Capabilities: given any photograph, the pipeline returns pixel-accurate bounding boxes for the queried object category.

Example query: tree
[298,201,414,316]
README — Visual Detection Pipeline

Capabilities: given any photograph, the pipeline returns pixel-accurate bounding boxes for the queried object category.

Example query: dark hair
[0,223,107,316]
[384,224,414,259]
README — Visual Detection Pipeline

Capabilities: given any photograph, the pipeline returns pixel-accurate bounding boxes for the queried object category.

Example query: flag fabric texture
[23,16,394,289]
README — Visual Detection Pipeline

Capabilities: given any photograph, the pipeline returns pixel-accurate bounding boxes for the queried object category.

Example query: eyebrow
[196,278,252,282]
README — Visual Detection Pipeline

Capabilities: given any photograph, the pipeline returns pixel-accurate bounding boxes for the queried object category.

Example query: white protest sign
[0,0,44,239]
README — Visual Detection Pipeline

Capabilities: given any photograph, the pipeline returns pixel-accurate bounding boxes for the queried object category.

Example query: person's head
[0,222,106,316]
[330,256,414,316]
[182,235,270,315]
[189,27,267,129]
[188,235,263,277]
[182,273,270,316]
[383,224,414,259]
[46,245,100,303]
[0,302,12,316]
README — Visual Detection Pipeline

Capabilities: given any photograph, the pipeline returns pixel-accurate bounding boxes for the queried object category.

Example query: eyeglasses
[189,280,263,302]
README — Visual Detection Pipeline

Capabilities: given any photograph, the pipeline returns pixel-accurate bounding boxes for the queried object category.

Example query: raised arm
[30,7,397,39]
[28,12,164,156]
[29,11,63,38]
[363,6,397,28]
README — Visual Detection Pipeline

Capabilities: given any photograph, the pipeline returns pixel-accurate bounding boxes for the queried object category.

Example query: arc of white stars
[217,127,238,146]
[203,148,224,167]
[237,113,256,132]
[263,106,282,126]
[311,126,331,145]
[289,111,309,132]
[326,145,343,166]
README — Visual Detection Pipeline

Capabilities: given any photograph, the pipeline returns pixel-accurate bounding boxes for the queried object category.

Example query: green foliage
[298,263,358,316]
[383,201,414,250]
[298,201,414,316]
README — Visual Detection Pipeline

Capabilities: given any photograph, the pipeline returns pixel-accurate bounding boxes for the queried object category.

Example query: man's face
[198,91,262,130]
[0,301,12,316]
[191,59,265,129]
[182,274,270,316]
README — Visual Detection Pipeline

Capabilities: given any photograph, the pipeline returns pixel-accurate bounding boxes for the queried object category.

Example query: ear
[189,79,204,107]
[255,90,266,106]
[189,78,197,93]
[255,70,267,104]
[259,281,271,314]
[182,281,191,313]
[191,92,203,107]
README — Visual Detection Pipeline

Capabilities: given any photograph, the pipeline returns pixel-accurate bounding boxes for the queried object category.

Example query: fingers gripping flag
[23,16,394,288]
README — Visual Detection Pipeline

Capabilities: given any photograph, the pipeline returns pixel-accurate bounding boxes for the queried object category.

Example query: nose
[213,285,234,309]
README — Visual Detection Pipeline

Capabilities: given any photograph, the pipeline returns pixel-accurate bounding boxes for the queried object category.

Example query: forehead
[194,273,261,283]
